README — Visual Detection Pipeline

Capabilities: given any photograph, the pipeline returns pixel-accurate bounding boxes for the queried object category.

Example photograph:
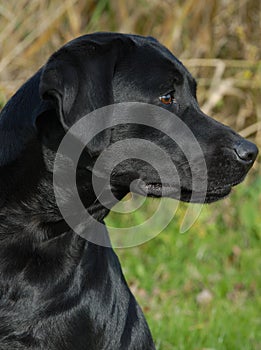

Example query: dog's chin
[131,182,232,204]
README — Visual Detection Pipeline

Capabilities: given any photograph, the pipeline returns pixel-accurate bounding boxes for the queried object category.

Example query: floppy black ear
[39,57,79,130]
[39,39,119,155]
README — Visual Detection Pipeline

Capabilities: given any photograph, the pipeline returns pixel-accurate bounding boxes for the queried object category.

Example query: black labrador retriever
[0,32,258,349]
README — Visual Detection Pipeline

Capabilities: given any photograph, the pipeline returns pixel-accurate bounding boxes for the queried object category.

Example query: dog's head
[1,33,258,209]
[36,32,258,205]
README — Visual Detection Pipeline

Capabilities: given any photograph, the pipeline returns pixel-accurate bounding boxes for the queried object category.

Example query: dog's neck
[0,133,116,235]
[0,144,119,289]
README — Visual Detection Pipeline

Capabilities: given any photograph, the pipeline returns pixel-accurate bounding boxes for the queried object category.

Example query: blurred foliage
[0,1,260,349]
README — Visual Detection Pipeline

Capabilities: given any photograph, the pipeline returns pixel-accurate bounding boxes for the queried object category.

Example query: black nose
[234,140,258,164]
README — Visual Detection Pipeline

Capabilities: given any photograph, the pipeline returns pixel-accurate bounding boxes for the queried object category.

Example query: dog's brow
[172,69,183,84]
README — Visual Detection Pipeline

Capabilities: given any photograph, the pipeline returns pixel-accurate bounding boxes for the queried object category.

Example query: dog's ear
[39,56,79,130]
[38,38,121,156]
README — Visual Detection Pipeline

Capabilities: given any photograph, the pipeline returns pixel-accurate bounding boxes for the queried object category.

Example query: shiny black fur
[0,33,258,349]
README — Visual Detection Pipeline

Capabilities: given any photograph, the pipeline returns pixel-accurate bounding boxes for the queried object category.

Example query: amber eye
[159,93,176,105]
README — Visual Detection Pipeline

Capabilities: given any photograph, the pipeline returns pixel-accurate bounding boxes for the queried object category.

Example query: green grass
[106,175,261,349]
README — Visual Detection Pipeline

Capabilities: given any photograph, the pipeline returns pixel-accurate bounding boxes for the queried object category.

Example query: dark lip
[179,186,232,203]
[131,181,233,204]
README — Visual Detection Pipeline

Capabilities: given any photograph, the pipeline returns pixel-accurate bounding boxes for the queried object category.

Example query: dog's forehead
[62,32,196,89]
[65,33,187,72]
[126,35,195,85]
[115,35,196,92]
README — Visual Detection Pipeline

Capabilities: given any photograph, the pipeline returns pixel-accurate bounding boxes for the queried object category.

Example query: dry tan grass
[0,0,260,156]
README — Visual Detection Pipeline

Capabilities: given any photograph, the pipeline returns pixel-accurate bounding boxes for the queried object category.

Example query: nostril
[234,140,258,163]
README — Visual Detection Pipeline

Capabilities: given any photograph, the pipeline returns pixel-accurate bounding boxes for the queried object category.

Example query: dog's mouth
[131,181,233,204]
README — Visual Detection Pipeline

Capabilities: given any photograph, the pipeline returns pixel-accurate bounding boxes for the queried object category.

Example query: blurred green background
[0,1,260,349]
